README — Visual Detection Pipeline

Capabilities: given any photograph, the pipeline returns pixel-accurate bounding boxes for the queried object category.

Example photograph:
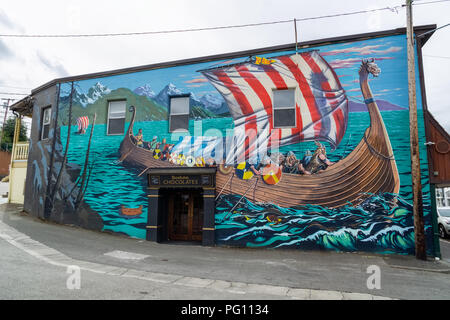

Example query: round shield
[185,156,195,167]
[262,164,282,185]
[195,157,205,167]
[218,163,233,175]
[153,149,161,160]
[176,154,186,166]
[235,162,254,180]
[168,153,177,164]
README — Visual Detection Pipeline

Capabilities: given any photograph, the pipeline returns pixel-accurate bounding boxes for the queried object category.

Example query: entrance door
[168,190,203,241]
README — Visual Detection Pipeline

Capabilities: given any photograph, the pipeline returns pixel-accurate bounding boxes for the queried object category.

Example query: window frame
[106,100,127,136]
[41,106,52,141]
[168,94,190,133]
[272,88,297,129]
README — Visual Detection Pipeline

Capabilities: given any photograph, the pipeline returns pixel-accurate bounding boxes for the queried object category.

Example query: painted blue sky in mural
[67,34,421,110]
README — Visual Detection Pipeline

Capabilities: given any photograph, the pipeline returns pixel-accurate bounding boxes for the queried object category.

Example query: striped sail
[200,51,348,162]
[76,116,89,132]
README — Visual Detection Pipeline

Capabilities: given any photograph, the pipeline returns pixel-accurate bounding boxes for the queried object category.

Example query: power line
[0,5,408,39]
[416,22,450,37]
[0,92,28,96]
[424,54,450,59]
[413,0,450,5]
[1,1,447,39]
[0,85,32,90]
[1,1,448,39]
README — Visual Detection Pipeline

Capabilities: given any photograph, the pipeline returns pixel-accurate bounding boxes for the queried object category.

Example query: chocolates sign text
[162,175,198,185]
[149,174,213,187]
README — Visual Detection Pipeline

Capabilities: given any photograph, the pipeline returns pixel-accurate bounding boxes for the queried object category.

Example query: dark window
[107,101,126,135]
[273,89,296,128]
[41,107,51,140]
[169,96,189,132]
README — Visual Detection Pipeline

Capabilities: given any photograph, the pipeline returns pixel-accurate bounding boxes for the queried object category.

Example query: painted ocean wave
[215,193,432,254]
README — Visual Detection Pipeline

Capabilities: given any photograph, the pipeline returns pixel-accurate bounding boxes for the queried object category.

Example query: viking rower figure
[304,141,334,174]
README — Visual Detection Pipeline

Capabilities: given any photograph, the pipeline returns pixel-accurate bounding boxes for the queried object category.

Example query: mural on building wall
[28,33,435,254]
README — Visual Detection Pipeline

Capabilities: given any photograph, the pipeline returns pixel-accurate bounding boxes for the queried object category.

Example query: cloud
[322,45,402,56]
[0,39,13,59]
[329,56,394,69]
[185,77,208,84]
[36,52,69,77]
[0,10,25,33]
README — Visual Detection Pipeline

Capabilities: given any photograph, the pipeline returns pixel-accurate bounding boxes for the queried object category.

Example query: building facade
[14,26,445,256]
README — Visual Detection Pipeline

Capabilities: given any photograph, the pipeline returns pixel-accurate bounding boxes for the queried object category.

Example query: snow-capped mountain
[61,81,111,107]
[132,82,230,117]
[87,82,111,102]
[154,83,183,107]
[189,92,204,107]
[133,84,155,99]
[200,93,229,115]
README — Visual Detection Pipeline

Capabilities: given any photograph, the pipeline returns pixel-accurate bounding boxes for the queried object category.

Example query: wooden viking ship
[119,54,400,208]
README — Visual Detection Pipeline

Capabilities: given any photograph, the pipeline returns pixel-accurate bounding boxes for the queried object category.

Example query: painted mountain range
[134,83,230,116]
[59,81,404,123]
[348,100,406,112]
[61,81,231,118]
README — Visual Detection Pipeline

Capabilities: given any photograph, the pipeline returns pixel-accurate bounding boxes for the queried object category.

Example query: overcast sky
[0,0,449,132]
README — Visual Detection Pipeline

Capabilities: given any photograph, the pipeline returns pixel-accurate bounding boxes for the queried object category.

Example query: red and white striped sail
[76,116,89,133]
[200,51,348,162]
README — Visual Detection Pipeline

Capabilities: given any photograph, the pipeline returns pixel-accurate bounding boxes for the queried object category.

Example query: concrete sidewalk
[1,203,449,300]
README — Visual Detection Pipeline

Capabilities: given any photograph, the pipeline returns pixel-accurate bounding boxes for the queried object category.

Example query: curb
[388,264,450,274]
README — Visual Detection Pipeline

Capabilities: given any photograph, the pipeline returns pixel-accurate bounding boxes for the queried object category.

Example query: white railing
[12,142,29,161]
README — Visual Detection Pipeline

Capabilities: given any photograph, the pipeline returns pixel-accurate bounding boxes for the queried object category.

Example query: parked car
[437,207,450,239]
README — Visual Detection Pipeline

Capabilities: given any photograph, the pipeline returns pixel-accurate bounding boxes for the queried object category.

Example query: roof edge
[9,95,34,116]
[425,109,450,143]
[31,24,437,95]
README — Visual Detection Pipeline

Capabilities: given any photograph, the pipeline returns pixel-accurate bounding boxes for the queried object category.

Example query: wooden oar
[137,165,152,177]
[215,172,234,201]
[221,177,259,222]
[114,144,134,164]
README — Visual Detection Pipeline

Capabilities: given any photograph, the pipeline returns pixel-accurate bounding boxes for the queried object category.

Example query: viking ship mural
[119,51,400,208]
[22,29,437,255]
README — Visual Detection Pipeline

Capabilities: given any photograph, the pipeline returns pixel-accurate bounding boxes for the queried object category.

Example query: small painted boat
[120,205,143,218]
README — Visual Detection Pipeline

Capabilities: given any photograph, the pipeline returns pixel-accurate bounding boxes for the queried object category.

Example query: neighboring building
[11,25,448,256]
[436,188,450,207]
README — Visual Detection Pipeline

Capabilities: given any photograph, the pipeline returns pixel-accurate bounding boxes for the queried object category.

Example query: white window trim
[272,88,297,129]
[41,106,51,140]
[169,96,190,133]
[107,100,126,135]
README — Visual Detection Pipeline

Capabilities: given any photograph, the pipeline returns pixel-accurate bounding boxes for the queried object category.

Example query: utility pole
[406,0,426,260]
[0,98,11,148]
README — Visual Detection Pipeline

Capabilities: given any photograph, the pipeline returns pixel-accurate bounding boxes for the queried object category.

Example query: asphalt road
[1,236,296,300]
[1,203,449,300]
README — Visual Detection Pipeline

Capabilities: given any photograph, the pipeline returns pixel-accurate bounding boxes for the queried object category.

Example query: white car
[438,207,450,239]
